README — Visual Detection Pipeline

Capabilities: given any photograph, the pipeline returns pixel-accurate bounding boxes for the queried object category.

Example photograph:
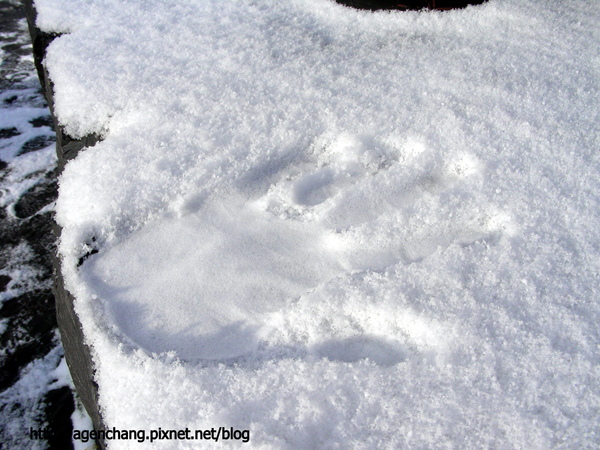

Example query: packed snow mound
[36,0,599,447]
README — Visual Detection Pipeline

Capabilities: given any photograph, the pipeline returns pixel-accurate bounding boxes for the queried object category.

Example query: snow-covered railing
[24,0,105,441]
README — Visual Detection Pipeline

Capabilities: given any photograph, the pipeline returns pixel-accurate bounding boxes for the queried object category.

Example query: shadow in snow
[314,335,408,367]
[83,266,261,360]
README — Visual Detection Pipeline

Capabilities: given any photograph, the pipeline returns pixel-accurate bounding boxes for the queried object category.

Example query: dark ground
[0,1,75,448]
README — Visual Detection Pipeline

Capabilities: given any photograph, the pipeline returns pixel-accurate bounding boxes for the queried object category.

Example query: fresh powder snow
[34,0,599,447]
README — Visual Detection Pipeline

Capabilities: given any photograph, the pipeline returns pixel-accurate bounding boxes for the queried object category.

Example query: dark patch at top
[335,0,486,10]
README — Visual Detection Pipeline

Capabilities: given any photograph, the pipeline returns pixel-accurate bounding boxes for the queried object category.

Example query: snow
[71,390,95,450]
[33,0,600,447]
[0,335,66,449]
[0,242,51,302]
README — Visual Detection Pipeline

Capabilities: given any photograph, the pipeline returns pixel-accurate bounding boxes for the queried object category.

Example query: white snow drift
[34,0,599,447]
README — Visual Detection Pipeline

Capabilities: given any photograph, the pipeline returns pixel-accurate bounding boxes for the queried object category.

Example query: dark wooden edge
[23,1,106,447]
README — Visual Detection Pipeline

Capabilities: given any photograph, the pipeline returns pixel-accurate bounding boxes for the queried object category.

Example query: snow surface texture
[36,0,598,447]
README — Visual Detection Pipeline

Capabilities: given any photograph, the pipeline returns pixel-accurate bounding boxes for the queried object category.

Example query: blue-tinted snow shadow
[82,253,410,366]
[312,335,408,367]
[80,259,259,360]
